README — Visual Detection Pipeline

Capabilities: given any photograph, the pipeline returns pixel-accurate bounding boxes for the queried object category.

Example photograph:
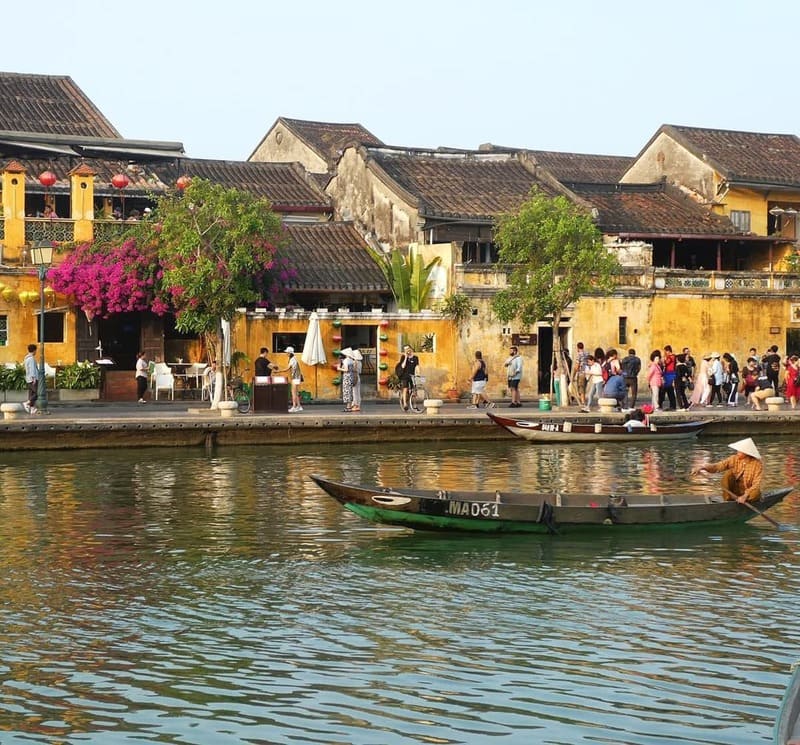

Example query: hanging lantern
[379,333,389,341]
[1,287,14,302]
[332,376,342,386]
[332,349,341,357]
[330,363,339,370]
[38,171,57,188]
[111,173,130,189]
[379,362,388,371]
[44,287,55,301]
[18,290,31,304]
[332,334,342,342]
[176,176,191,191]
[379,349,388,357]
[379,319,389,328]
[331,319,342,328]
[379,376,389,386]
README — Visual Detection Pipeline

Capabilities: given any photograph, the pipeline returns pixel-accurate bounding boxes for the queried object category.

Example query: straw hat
[729,437,761,460]
[702,352,712,360]
[711,352,721,359]
[351,349,363,361]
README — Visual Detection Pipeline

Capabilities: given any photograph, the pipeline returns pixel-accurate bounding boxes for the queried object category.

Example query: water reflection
[0,438,798,743]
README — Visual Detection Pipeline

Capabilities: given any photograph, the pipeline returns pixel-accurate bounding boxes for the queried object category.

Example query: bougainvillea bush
[48,238,169,320]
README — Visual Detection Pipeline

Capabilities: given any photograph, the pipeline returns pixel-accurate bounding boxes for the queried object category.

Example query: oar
[722,488,786,530]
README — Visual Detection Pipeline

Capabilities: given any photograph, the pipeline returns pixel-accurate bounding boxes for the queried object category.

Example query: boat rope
[537,502,559,535]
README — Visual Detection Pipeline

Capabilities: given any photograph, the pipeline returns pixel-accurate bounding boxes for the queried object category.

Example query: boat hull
[775,663,800,745]
[487,412,706,442]
[310,475,793,534]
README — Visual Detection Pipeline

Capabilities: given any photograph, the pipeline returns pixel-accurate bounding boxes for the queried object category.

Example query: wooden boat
[487,411,706,442]
[775,663,800,745]
[310,474,792,534]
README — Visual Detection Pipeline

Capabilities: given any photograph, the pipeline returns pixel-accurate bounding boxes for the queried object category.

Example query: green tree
[492,188,619,399]
[143,178,286,405]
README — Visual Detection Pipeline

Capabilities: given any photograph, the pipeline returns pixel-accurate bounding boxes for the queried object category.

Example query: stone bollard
[1,403,25,420]
[598,397,618,414]
[423,398,443,415]
[218,400,239,418]
[766,396,784,412]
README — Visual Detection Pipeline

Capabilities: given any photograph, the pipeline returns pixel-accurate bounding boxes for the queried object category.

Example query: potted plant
[0,363,27,403]
[55,361,101,401]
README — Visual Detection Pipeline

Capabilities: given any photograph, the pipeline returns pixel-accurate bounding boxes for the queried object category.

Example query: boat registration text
[446,501,501,518]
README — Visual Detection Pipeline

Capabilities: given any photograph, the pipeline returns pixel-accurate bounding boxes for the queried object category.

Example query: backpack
[601,361,611,383]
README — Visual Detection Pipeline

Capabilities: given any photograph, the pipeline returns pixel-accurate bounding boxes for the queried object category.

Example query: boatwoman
[691,437,763,503]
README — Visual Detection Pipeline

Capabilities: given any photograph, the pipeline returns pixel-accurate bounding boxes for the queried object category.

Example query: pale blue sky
[7,0,799,161]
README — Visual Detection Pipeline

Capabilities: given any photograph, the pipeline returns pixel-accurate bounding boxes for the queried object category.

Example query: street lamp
[30,242,53,412]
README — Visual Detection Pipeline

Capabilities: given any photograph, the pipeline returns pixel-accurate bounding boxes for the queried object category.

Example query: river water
[1,436,799,744]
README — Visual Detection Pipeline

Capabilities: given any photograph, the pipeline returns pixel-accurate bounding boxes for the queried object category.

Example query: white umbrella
[301,311,327,397]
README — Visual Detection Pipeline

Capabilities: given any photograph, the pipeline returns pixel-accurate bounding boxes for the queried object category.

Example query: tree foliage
[144,178,289,338]
[492,188,617,328]
[369,247,442,311]
[492,188,619,397]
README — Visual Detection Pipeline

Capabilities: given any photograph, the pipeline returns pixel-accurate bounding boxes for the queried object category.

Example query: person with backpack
[619,348,641,409]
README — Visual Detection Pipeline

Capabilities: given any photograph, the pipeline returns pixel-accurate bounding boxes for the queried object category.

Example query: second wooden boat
[487,411,706,442]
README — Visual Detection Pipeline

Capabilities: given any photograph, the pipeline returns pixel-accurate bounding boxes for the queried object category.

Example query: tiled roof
[660,124,800,187]
[0,72,120,138]
[165,159,332,213]
[278,117,383,168]
[571,182,744,237]
[1,155,171,196]
[365,146,563,220]
[0,155,333,212]
[526,150,634,184]
[283,222,389,292]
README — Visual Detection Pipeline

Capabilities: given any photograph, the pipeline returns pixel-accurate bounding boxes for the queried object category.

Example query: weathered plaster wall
[622,132,718,202]
[249,128,329,174]
[327,148,419,248]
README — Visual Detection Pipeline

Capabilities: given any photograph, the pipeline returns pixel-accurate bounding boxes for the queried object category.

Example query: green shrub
[0,364,26,391]
[55,361,101,390]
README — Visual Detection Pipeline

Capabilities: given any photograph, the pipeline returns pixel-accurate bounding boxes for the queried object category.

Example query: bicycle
[226,376,251,414]
[399,374,426,413]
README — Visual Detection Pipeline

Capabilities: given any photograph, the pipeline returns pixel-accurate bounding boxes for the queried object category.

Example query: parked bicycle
[399,374,426,413]
[226,376,251,414]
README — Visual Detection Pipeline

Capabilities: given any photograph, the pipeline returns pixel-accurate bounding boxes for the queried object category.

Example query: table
[170,362,202,399]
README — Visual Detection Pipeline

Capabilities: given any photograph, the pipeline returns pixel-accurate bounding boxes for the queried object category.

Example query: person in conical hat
[691,437,763,503]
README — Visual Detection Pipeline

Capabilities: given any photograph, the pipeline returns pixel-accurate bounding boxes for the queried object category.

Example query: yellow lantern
[18,290,29,304]
[0,287,12,302]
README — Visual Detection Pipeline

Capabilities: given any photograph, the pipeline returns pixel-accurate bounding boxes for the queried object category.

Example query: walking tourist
[504,346,523,408]
[23,343,39,415]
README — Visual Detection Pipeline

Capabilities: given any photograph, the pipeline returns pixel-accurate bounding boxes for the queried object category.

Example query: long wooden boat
[775,663,800,745]
[487,411,706,442]
[310,474,792,534]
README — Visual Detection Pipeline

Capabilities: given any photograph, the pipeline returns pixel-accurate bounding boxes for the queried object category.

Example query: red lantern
[379,377,389,386]
[38,171,57,188]
[176,176,191,191]
[379,349,388,357]
[379,319,389,328]
[111,173,130,189]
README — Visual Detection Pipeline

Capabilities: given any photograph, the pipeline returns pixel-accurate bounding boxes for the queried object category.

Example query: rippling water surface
[1,436,800,744]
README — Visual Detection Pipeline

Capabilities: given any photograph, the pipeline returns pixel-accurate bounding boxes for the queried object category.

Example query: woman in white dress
[690,353,712,408]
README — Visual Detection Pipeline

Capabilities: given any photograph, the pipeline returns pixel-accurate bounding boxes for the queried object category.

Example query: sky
[6,1,800,161]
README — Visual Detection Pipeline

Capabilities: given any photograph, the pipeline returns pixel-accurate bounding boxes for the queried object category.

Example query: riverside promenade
[0,398,796,451]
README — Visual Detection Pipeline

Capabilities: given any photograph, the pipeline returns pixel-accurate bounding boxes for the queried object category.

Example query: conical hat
[729,437,761,460]
[339,347,354,358]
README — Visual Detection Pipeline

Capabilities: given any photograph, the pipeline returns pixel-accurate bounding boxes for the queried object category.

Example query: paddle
[722,487,786,530]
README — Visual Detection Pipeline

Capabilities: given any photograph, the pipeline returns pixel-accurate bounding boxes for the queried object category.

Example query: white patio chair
[154,371,175,400]
[201,367,216,401]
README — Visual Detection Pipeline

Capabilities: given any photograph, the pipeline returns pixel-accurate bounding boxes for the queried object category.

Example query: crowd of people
[568,342,800,413]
